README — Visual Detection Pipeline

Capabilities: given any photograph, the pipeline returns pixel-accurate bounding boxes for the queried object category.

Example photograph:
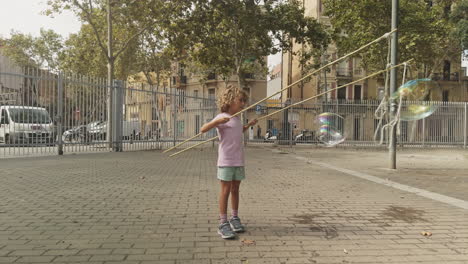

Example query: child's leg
[230,180,241,215]
[219,180,232,223]
[229,180,245,232]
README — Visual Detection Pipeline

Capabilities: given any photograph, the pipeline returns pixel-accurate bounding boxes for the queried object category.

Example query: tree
[322,0,460,78]
[132,31,171,87]
[166,0,330,90]
[451,0,468,50]
[60,23,140,80]
[60,25,108,77]
[45,0,168,149]
[2,29,64,71]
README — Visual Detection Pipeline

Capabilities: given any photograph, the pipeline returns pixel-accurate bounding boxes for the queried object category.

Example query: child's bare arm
[201,117,230,133]
[243,119,258,132]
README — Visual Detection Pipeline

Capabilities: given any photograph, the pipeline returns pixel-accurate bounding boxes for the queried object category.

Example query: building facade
[282,0,468,103]
[278,0,468,142]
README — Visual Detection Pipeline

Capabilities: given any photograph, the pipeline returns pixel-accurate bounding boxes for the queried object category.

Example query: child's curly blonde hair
[217,84,249,113]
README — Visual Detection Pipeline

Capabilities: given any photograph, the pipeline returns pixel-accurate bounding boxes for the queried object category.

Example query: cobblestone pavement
[289,146,468,201]
[1,147,468,264]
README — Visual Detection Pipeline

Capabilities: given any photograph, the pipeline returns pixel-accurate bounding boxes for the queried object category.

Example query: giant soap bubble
[316,112,346,147]
[391,79,439,121]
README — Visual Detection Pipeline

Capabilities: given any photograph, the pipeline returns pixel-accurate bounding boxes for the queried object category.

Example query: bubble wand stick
[169,59,414,157]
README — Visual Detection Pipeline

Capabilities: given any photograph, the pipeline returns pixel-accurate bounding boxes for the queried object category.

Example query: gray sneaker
[229,216,245,232]
[218,222,236,239]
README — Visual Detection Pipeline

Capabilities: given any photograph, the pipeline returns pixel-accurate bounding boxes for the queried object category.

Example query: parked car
[85,120,142,141]
[62,125,87,142]
[87,121,106,140]
[0,106,55,145]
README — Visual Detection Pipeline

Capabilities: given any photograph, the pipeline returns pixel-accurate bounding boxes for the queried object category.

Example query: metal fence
[0,65,467,158]
[248,99,468,148]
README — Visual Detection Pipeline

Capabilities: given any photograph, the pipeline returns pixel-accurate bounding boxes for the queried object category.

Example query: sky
[0,0,282,71]
[0,0,81,38]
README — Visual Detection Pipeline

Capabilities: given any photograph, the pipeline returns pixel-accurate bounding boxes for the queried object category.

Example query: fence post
[173,89,177,147]
[464,103,467,149]
[245,112,250,147]
[212,99,215,148]
[112,80,123,152]
[289,107,293,147]
[422,117,426,147]
[57,72,64,155]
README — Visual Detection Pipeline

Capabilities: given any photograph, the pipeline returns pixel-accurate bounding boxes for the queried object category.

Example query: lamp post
[389,0,399,169]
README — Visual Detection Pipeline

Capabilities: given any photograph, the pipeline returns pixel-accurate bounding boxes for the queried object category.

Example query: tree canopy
[166,0,330,88]
[3,0,330,86]
[1,29,63,71]
[451,0,468,50]
[323,0,461,77]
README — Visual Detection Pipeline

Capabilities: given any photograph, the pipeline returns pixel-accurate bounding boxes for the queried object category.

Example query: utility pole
[107,0,115,150]
[323,54,328,104]
[389,0,399,169]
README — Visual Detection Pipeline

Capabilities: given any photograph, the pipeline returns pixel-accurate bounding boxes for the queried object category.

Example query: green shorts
[217,166,245,181]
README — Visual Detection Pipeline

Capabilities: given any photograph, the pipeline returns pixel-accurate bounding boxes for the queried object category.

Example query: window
[195,115,200,134]
[353,58,362,75]
[130,112,139,119]
[0,109,8,124]
[176,120,184,137]
[151,107,158,121]
[319,0,326,15]
[400,121,408,142]
[208,72,216,80]
[177,89,186,108]
[208,88,215,99]
[337,87,346,100]
[205,89,216,107]
[354,85,362,100]
[336,61,350,76]
[179,64,185,76]
[443,90,449,102]
[267,120,274,130]
[243,73,254,79]
[353,117,360,140]
[194,90,199,98]
[443,60,451,81]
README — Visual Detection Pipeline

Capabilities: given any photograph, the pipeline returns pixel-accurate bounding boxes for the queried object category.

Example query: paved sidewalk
[1,147,468,264]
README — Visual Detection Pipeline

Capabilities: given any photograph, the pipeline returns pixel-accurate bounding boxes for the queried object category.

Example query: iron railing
[0,63,467,158]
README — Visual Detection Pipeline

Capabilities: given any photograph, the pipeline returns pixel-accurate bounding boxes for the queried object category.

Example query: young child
[200,85,257,239]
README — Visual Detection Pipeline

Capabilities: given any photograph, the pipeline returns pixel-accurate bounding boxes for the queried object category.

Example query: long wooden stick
[169,59,413,157]
[163,29,397,153]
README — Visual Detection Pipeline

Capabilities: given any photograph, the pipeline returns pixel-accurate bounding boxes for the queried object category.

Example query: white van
[0,106,54,144]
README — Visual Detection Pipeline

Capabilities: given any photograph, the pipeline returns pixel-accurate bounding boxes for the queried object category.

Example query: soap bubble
[316,113,346,147]
[392,79,439,121]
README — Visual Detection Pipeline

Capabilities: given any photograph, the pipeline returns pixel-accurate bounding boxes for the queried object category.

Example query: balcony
[207,72,216,80]
[0,92,18,105]
[174,76,188,88]
[354,68,363,76]
[336,67,352,77]
[431,72,459,82]
[243,73,255,79]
